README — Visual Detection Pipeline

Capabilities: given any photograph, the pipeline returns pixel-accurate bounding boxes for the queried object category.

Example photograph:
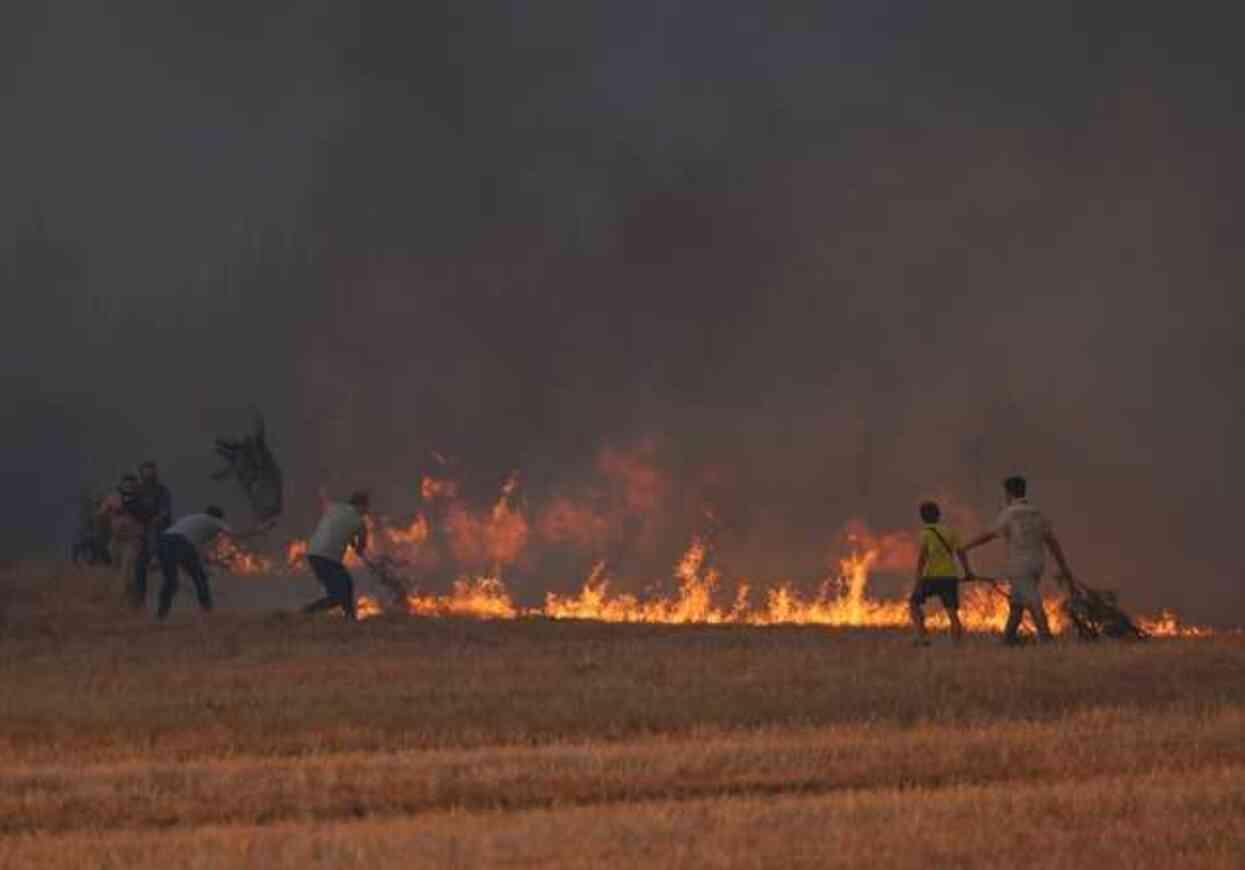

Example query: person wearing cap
[910,500,966,645]
[156,506,272,619]
[959,475,1079,644]
[302,491,370,620]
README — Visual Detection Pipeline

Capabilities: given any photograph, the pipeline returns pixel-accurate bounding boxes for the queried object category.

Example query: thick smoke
[3,2,1243,622]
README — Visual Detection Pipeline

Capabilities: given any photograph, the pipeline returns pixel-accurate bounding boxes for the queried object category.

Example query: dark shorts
[911,576,959,610]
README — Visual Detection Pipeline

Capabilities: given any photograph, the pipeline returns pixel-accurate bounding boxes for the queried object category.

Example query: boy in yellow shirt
[910,500,965,645]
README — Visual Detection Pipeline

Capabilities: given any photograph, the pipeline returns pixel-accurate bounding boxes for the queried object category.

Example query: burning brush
[358,554,416,606]
[1060,580,1148,641]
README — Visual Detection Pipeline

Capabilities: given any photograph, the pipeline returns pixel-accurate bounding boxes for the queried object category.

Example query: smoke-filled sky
[4,2,1243,622]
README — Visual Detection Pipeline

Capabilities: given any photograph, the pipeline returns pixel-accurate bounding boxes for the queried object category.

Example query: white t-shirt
[991,499,1051,576]
[308,502,364,563]
[167,513,234,548]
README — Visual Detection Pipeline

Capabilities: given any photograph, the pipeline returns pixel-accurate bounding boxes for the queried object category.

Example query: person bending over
[156,506,271,619]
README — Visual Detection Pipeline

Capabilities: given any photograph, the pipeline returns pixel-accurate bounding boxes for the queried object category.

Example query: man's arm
[956,541,975,580]
[957,529,997,579]
[1043,530,1077,592]
[959,529,997,553]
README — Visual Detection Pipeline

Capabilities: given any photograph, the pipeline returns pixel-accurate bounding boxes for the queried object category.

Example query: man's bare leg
[909,599,930,645]
[947,608,964,645]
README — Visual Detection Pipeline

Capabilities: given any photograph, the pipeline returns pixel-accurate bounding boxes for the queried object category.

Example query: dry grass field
[1,561,1242,868]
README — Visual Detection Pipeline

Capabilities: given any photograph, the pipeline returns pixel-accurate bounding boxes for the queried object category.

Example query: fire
[406,575,517,619]
[1136,610,1213,638]
[356,595,383,620]
[229,474,1212,638]
[444,472,530,570]
[206,536,273,575]
[285,538,308,569]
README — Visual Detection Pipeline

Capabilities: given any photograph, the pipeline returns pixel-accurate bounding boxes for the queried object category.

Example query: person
[156,506,271,619]
[97,474,145,589]
[303,491,370,620]
[131,460,173,609]
[958,476,1078,645]
[910,500,966,645]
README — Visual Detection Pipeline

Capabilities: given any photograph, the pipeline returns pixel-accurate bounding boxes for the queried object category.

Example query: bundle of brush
[211,411,284,522]
[360,554,414,606]
[1061,578,1148,640]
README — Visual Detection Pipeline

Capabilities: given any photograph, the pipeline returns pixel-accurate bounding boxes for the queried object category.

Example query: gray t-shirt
[166,513,234,549]
[990,499,1051,576]
[308,502,364,563]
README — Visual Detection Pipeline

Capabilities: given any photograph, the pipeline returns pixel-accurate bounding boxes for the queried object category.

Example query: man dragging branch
[959,476,1079,645]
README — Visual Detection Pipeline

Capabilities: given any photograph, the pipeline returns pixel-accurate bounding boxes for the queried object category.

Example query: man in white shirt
[959,476,1079,644]
[303,491,370,621]
[156,506,272,619]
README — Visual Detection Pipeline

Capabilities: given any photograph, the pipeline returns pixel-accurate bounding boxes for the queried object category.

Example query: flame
[1136,609,1213,638]
[356,595,383,620]
[445,472,529,569]
[235,474,1212,637]
[421,476,459,501]
[273,519,1209,636]
[406,575,517,619]
[285,538,308,570]
[206,536,273,575]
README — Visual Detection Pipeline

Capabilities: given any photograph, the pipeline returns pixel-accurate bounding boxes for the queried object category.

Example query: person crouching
[303,491,370,621]
[909,500,966,645]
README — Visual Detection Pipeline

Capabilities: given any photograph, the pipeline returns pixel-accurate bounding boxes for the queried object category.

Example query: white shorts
[1006,570,1043,609]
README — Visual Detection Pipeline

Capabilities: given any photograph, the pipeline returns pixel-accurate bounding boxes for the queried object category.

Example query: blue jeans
[304,555,356,620]
[156,533,213,619]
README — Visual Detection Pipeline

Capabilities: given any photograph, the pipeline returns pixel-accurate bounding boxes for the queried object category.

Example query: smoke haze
[4,2,1243,622]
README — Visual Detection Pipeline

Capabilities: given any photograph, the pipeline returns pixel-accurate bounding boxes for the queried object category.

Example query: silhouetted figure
[131,461,173,610]
[97,474,144,589]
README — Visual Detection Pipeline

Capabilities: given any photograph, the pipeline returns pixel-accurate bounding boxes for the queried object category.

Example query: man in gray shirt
[959,476,1079,644]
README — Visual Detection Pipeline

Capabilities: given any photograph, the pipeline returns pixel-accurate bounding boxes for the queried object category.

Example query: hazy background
[4,2,1242,622]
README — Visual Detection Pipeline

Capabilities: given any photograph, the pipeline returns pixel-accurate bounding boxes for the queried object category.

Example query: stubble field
[0,561,1242,869]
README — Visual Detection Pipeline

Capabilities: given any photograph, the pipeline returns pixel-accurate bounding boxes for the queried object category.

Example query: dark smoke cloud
[4,1,1243,622]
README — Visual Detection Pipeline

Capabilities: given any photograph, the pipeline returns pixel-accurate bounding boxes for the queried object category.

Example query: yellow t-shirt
[919,524,961,578]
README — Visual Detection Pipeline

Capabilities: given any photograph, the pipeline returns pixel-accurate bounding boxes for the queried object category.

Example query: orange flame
[243,476,1212,637]
[206,537,273,575]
